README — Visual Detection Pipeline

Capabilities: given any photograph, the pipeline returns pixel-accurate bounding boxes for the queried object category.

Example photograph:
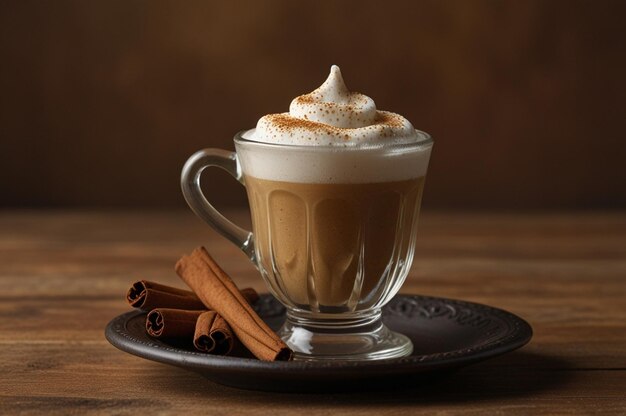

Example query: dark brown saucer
[105,294,532,392]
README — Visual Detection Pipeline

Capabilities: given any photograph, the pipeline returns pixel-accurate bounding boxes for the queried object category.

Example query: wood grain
[0,210,625,415]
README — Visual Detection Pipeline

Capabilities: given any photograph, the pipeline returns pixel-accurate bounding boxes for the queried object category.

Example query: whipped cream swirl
[244,65,419,146]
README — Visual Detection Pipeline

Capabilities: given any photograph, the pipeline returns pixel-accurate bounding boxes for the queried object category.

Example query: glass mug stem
[180,149,256,262]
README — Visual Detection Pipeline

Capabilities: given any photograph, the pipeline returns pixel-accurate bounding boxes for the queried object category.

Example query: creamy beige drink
[239,66,430,313]
[245,176,424,309]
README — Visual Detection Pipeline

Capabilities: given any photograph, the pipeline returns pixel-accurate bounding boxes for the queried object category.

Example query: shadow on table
[149,350,574,405]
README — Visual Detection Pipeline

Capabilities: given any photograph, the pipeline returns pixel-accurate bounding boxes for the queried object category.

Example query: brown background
[1,0,625,209]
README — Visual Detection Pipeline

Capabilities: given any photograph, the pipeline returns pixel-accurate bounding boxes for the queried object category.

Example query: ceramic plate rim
[105,294,533,373]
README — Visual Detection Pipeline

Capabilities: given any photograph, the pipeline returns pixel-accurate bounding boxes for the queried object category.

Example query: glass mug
[181,130,433,360]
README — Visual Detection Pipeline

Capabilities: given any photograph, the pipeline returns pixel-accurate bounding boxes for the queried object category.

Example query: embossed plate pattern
[105,295,532,392]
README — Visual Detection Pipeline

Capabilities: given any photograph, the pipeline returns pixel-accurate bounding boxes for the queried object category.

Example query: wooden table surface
[1,210,625,415]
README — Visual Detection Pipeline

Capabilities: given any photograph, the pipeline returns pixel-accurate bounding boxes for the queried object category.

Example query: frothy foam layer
[236,132,432,184]
[244,65,419,146]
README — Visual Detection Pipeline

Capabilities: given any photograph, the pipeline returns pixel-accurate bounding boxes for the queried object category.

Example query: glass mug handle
[180,149,255,262]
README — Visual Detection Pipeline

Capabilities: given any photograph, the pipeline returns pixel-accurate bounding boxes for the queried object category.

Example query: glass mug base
[278,309,413,361]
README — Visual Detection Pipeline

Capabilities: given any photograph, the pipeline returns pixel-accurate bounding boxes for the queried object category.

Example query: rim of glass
[233,129,433,151]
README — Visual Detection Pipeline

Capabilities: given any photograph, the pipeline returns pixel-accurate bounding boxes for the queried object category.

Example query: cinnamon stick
[146,309,201,338]
[193,311,236,354]
[127,280,259,311]
[175,247,293,361]
[127,280,205,311]
[146,308,238,355]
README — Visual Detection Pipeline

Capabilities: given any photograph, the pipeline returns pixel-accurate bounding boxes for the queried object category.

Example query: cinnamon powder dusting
[373,112,404,128]
[266,113,343,135]
[264,111,407,142]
